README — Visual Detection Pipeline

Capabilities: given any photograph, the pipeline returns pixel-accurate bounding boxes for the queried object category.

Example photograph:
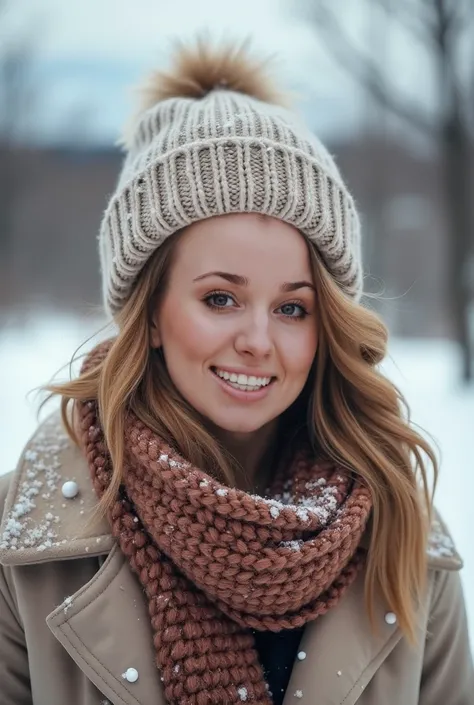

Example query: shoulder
[0,410,113,567]
[361,506,462,573]
[421,540,473,699]
[426,509,463,571]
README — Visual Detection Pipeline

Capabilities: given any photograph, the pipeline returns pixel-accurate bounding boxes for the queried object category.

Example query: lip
[210,368,275,402]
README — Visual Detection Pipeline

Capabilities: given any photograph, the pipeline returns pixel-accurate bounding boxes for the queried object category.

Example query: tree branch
[440,0,473,32]
[376,0,437,48]
[305,3,437,136]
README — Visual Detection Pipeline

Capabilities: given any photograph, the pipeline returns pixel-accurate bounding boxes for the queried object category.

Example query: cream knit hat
[99,39,362,315]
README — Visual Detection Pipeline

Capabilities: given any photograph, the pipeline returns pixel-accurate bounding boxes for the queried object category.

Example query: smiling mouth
[211,367,275,392]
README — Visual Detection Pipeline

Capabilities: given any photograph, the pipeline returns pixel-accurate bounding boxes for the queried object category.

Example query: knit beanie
[99,38,362,316]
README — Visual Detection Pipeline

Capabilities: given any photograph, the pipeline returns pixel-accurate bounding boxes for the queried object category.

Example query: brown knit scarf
[78,345,372,705]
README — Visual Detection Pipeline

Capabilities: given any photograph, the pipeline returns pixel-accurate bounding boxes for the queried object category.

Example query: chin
[208,413,271,435]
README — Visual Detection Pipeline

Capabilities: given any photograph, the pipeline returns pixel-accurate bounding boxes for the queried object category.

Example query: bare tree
[0,1,38,303]
[295,0,474,381]
[0,45,35,240]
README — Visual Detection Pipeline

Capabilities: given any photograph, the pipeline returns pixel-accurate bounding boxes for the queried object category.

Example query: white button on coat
[297,651,307,661]
[61,481,79,499]
[385,612,397,625]
[123,667,139,683]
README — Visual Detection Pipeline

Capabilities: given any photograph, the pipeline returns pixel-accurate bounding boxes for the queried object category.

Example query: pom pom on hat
[139,35,287,107]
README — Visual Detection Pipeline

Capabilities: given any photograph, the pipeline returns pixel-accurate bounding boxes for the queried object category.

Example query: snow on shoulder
[0,410,113,566]
[427,512,463,571]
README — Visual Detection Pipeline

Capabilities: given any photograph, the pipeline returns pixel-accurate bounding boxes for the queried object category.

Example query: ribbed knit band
[100,90,362,315]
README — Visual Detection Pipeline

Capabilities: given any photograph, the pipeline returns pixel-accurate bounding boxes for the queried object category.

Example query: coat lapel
[282,571,403,705]
[46,543,166,705]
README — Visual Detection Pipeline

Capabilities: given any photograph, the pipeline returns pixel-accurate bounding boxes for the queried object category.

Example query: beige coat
[0,412,473,705]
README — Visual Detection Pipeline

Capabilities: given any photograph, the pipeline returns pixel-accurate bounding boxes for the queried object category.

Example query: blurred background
[0,0,473,641]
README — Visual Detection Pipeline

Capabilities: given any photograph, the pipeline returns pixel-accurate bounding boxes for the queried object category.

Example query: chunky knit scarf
[78,346,372,705]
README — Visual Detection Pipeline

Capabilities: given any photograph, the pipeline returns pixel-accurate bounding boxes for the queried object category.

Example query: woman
[0,39,472,705]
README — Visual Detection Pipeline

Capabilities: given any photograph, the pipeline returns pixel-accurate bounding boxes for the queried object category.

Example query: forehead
[171,214,312,281]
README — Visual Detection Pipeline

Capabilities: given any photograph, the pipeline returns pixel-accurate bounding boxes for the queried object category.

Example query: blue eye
[278,302,308,319]
[204,292,235,309]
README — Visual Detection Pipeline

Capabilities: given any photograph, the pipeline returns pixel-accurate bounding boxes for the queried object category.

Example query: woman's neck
[211,421,279,495]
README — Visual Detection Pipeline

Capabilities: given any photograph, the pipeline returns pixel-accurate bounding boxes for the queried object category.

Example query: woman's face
[151,213,318,435]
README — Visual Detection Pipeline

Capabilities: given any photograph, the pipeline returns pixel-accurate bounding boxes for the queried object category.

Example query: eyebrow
[192,271,315,292]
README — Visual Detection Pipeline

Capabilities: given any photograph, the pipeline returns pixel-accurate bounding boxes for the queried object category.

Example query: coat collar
[0,410,114,565]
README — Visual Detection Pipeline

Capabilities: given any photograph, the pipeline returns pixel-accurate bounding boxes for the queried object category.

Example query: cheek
[280,327,318,377]
[160,303,226,359]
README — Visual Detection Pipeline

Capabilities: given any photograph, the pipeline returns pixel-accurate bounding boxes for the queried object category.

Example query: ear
[150,315,162,349]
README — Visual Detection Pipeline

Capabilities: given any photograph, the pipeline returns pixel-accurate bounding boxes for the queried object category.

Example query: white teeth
[228,382,261,392]
[214,369,272,390]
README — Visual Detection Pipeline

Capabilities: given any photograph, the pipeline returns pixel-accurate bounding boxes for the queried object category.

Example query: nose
[234,310,273,359]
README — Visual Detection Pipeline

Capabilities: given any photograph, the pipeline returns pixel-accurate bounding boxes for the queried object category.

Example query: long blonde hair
[47,229,436,642]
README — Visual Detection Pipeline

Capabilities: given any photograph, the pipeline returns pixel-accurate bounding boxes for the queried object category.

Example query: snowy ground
[0,311,472,644]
